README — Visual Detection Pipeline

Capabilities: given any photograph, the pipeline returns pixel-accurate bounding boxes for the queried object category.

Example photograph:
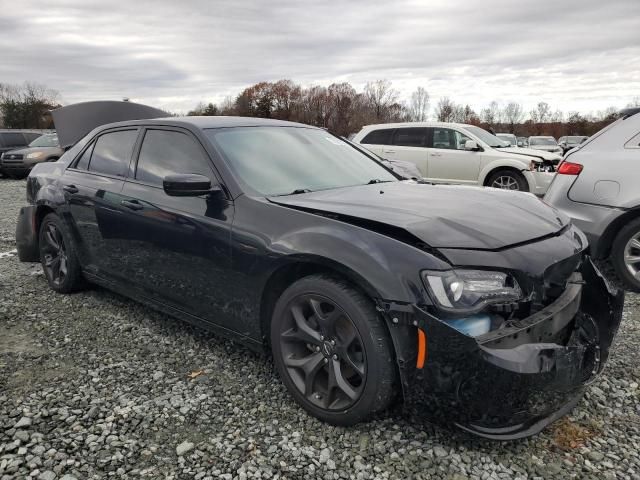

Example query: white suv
[353,123,561,194]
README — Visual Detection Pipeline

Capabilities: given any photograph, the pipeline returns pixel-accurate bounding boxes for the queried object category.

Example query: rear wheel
[486,169,529,192]
[270,275,397,425]
[611,217,640,292]
[39,213,85,293]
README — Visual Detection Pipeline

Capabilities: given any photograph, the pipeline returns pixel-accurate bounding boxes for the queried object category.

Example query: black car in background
[16,102,623,439]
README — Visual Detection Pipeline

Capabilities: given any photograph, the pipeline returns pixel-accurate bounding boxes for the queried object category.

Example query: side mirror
[163,173,220,197]
[464,140,480,151]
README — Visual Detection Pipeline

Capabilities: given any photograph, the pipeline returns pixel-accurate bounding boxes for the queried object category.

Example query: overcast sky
[1,0,638,115]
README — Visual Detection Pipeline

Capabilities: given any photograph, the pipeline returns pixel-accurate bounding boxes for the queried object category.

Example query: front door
[426,127,481,185]
[116,127,235,328]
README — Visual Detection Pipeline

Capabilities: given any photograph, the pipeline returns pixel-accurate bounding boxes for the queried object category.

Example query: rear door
[425,127,481,184]
[117,127,236,327]
[383,127,429,176]
[61,128,139,280]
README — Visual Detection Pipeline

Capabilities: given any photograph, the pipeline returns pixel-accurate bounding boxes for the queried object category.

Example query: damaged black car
[16,102,624,439]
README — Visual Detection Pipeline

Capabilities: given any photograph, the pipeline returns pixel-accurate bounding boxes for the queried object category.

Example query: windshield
[29,134,59,148]
[463,126,506,148]
[496,134,516,146]
[206,126,398,196]
[529,137,557,146]
[566,136,586,144]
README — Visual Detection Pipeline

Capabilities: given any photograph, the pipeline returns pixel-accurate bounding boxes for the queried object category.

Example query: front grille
[2,153,23,160]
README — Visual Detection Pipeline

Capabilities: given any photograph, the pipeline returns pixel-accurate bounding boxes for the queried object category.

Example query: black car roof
[100,116,316,130]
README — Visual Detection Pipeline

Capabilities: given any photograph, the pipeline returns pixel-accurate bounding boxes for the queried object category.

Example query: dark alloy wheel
[271,275,397,425]
[39,213,85,293]
[279,293,366,410]
[41,222,68,287]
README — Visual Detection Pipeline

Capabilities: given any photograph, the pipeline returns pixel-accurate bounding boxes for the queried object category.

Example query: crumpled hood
[270,182,568,250]
[501,147,562,162]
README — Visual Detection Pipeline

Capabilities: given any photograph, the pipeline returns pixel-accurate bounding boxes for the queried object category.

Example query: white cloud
[1,0,638,114]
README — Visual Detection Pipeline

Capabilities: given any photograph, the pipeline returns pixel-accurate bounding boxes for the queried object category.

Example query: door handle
[120,199,144,211]
[431,152,442,157]
[384,149,396,154]
[63,184,78,194]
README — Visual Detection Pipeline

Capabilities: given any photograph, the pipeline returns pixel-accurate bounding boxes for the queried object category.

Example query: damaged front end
[381,258,624,440]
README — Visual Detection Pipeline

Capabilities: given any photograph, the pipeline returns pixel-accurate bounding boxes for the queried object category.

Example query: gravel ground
[1,178,640,480]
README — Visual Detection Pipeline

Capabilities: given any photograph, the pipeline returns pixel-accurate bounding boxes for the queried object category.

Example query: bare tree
[364,79,399,121]
[435,97,456,122]
[408,86,430,121]
[481,101,502,126]
[532,101,551,123]
[503,102,524,132]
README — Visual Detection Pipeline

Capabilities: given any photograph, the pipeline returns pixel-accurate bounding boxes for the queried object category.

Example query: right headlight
[422,269,522,316]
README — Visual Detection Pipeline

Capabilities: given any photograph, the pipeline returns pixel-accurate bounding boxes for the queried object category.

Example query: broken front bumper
[388,259,624,440]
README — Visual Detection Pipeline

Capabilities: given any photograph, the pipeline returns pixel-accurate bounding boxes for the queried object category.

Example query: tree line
[2,79,638,138]
[188,79,639,138]
[0,82,60,129]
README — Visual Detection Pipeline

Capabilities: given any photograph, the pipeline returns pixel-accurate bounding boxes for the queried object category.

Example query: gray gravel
[1,178,640,479]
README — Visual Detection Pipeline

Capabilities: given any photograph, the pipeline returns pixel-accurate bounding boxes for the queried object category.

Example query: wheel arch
[594,207,640,259]
[259,256,382,349]
[481,165,528,187]
[260,256,407,404]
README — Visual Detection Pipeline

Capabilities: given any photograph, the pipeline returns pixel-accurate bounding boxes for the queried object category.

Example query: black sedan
[16,104,623,439]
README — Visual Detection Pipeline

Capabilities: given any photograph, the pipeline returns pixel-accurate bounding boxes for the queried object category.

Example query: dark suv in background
[0,130,45,177]
[0,130,43,155]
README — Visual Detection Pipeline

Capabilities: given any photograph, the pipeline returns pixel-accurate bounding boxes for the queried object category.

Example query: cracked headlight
[422,269,522,315]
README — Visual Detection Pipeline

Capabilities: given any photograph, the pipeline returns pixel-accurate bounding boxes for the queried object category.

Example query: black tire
[486,169,529,192]
[271,274,397,426]
[39,213,85,293]
[610,217,640,292]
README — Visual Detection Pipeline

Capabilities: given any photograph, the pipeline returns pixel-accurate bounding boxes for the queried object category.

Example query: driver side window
[135,129,212,186]
[431,128,472,150]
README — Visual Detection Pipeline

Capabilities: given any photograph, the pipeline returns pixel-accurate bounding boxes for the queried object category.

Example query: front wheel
[39,213,85,293]
[611,217,640,292]
[486,169,529,192]
[270,275,397,426]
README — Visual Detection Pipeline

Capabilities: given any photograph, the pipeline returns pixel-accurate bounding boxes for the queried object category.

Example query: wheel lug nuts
[330,340,335,346]
[315,346,320,352]
[323,358,328,364]
[320,335,325,341]
[332,354,338,360]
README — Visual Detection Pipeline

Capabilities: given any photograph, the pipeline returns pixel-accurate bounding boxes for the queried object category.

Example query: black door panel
[117,181,235,326]
[61,169,126,278]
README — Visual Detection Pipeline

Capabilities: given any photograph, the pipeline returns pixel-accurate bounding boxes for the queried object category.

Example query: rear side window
[135,129,211,185]
[361,129,393,145]
[392,128,427,147]
[2,132,26,147]
[89,130,138,177]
